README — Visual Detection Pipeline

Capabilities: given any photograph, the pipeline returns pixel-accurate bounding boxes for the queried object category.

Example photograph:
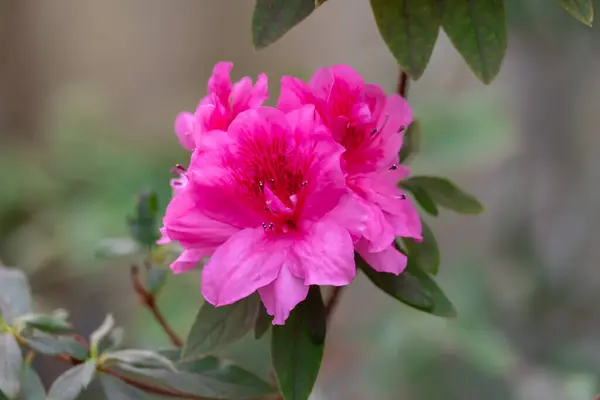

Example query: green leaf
[252,0,315,49]
[183,297,259,360]
[370,0,440,79]
[112,364,269,399]
[90,314,115,356]
[403,183,439,216]
[0,333,23,398]
[358,253,457,317]
[254,305,272,340]
[272,286,325,400]
[24,333,88,360]
[99,375,149,400]
[97,327,124,355]
[16,312,72,334]
[402,219,440,274]
[157,349,181,363]
[47,361,97,400]
[561,0,594,26]
[402,176,483,214]
[17,367,45,400]
[179,357,275,398]
[399,120,422,163]
[102,349,175,370]
[0,267,32,324]
[358,254,433,310]
[145,268,168,297]
[442,0,507,84]
[128,190,160,248]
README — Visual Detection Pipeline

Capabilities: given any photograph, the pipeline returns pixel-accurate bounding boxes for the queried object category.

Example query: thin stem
[397,69,410,98]
[130,266,183,348]
[325,287,344,322]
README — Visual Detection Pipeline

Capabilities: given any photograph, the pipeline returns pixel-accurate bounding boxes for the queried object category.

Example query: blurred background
[1,0,600,399]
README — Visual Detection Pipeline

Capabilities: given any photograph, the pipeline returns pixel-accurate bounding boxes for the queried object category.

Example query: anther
[389,164,398,171]
[370,127,378,136]
[398,125,406,133]
[171,164,187,175]
[301,180,308,187]
[396,194,407,200]
[268,178,275,184]
[262,222,267,229]
[268,223,274,230]
[258,181,264,191]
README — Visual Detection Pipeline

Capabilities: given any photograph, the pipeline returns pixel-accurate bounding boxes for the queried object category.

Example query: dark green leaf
[370,0,440,79]
[17,367,45,400]
[145,268,168,296]
[403,184,439,216]
[0,333,23,397]
[399,120,422,163]
[561,0,594,26]
[272,287,325,400]
[252,0,315,49]
[99,375,149,400]
[442,0,507,84]
[47,361,96,400]
[112,364,268,399]
[358,253,456,317]
[402,176,483,214]
[179,357,275,398]
[183,297,259,360]
[0,267,32,324]
[24,333,88,360]
[402,219,440,275]
[128,190,160,247]
[102,349,175,370]
[254,305,272,340]
[16,312,72,334]
[358,254,433,310]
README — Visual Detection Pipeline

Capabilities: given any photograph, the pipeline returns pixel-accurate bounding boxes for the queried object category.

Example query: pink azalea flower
[162,106,363,324]
[278,65,422,275]
[174,62,268,150]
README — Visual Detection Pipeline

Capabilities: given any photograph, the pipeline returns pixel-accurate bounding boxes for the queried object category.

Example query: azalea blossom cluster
[159,62,422,324]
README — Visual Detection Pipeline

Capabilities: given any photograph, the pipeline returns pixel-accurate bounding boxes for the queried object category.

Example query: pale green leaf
[252,0,315,49]
[561,0,594,26]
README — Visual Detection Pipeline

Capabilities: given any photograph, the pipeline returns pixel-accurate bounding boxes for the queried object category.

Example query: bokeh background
[2,1,600,399]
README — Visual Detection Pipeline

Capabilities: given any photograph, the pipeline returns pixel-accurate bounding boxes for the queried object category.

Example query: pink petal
[356,241,407,275]
[171,248,211,274]
[249,73,269,108]
[292,220,355,286]
[363,84,387,122]
[156,227,171,245]
[325,193,368,242]
[277,76,316,113]
[259,262,309,325]
[174,112,196,151]
[201,228,287,306]
[208,62,233,106]
[359,198,396,253]
[163,183,242,248]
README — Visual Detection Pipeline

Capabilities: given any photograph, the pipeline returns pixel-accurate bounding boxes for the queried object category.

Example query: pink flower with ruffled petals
[278,65,422,275]
[174,62,268,150]
[162,105,362,324]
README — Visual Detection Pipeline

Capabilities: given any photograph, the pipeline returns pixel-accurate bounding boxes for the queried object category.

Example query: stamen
[171,164,187,175]
[258,181,264,191]
[301,180,308,187]
[268,178,275,184]
[268,223,274,230]
[378,113,391,133]
[389,164,398,171]
[370,127,378,136]
[262,222,267,229]
[396,194,407,200]
[398,125,406,133]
